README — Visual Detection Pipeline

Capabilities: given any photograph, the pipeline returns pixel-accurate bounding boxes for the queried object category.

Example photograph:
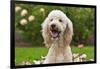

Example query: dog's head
[41,10,73,48]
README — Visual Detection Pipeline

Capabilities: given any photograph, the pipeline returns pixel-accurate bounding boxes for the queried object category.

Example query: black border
[10,1,97,69]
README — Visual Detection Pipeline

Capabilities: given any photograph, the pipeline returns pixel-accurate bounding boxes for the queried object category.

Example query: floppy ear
[64,17,73,46]
[41,18,52,48]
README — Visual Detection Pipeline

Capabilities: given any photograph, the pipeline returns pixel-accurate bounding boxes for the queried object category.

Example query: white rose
[28,15,35,22]
[20,19,27,26]
[21,9,28,17]
[15,6,21,12]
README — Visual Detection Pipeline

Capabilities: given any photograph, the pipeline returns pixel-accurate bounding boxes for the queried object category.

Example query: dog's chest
[54,48,66,62]
[55,53,65,62]
[44,46,72,64]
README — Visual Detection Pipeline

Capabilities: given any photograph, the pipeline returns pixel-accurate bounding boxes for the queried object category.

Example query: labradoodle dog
[41,10,73,64]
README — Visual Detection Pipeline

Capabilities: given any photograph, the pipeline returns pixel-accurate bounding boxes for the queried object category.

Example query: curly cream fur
[41,10,73,64]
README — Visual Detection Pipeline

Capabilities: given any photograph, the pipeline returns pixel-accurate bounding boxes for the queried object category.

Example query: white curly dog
[41,10,73,64]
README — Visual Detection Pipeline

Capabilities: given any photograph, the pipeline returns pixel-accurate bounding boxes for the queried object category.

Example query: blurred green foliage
[15,3,95,46]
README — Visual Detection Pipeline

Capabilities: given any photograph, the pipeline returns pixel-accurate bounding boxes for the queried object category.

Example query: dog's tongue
[51,31,58,38]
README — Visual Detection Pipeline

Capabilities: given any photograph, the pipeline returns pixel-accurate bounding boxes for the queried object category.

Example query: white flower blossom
[21,9,28,16]
[74,57,80,62]
[73,53,80,62]
[28,15,35,22]
[20,19,27,26]
[80,54,87,59]
[15,6,21,12]
[73,53,79,57]
[20,61,31,65]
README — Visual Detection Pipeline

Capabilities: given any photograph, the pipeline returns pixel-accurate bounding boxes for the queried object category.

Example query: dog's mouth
[50,28,61,38]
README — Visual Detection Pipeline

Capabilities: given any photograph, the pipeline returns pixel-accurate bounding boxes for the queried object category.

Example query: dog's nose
[51,24,56,28]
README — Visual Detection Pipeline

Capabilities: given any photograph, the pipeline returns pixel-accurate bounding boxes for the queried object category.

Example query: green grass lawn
[15,46,94,65]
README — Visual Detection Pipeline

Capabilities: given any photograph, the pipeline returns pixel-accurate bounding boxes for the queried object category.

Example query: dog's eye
[50,19,53,21]
[59,19,63,22]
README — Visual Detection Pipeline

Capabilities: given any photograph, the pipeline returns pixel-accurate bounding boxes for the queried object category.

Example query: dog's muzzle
[50,24,61,39]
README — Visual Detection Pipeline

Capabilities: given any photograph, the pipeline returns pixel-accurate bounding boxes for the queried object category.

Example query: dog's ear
[41,18,52,48]
[64,17,73,46]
